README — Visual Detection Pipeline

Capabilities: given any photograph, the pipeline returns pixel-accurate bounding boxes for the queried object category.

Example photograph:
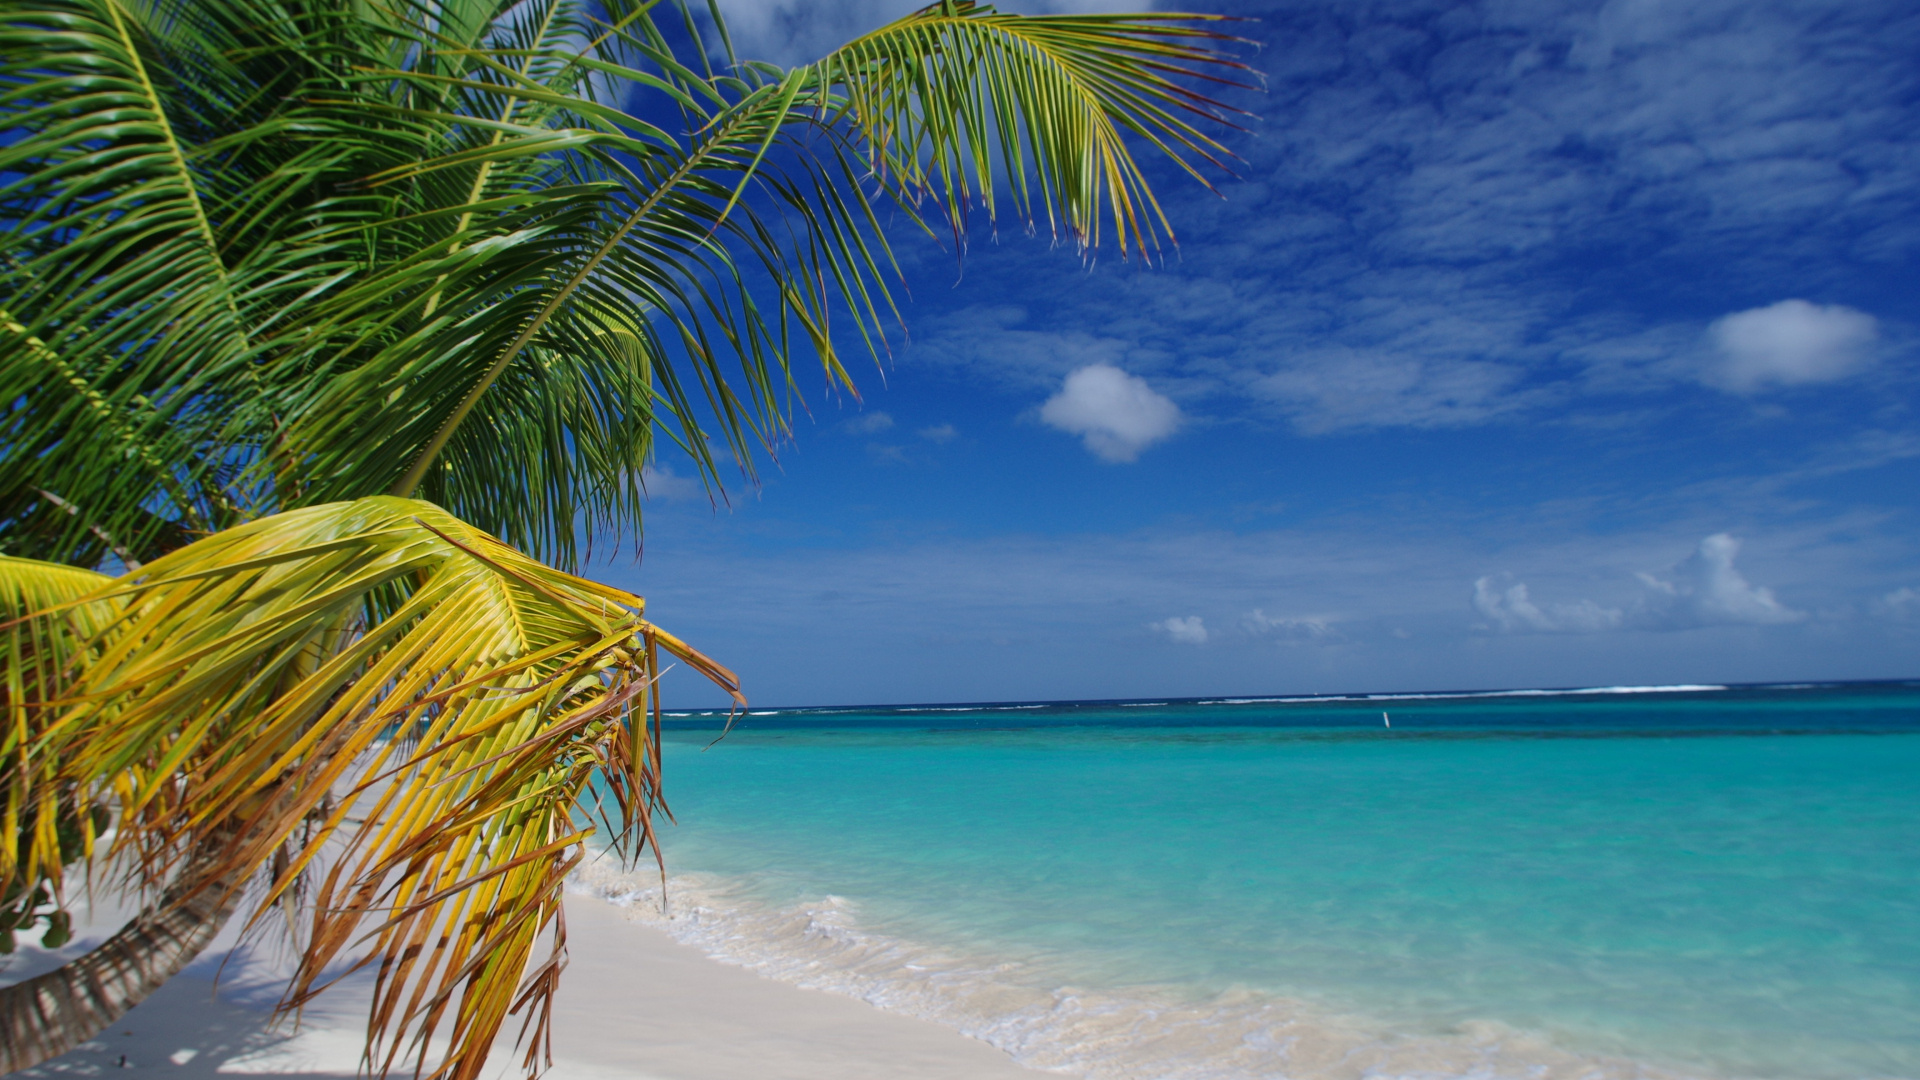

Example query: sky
[594,0,1920,708]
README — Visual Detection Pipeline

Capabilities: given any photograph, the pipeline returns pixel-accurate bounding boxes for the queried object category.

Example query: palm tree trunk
[0,847,246,1072]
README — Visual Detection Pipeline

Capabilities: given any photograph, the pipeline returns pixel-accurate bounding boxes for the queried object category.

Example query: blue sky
[596,0,1920,708]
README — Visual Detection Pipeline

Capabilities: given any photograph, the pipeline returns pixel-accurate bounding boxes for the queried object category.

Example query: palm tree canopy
[0,2,1247,1074]
[1,0,1248,571]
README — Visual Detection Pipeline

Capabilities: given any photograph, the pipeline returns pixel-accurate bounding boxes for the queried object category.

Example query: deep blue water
[586,682,1920,1080]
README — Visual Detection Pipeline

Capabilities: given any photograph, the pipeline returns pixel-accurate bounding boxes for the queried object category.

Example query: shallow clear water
[584,683,1920,1080]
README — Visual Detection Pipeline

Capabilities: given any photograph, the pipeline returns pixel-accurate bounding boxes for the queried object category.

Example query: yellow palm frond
[1,554,115,909]
[47,498,737,1080]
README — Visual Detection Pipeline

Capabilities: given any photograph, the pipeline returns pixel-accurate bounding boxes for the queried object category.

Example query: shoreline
[570,863,1708,1080]
[4,889,1043,1080]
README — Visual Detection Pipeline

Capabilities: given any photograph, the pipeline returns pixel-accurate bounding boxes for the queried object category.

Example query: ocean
[571,682,1920,1080]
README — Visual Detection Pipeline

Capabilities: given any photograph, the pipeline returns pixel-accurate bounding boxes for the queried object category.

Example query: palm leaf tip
[814,2,1258,258]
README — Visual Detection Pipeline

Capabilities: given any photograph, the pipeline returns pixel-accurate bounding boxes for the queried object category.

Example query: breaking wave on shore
[568,860,1710,1080]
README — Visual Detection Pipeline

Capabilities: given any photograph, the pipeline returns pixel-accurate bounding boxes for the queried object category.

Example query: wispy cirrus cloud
[710,0,1151,66]
[841,411,896,434]
[892,0,1919,436]
[1242,610,1344,643]
[1875,587,1920,621]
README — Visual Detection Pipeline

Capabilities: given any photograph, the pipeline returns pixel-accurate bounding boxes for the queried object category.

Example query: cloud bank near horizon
[608,0,1919,708]
[609,490,1919,706]
[1474,534,1807,635]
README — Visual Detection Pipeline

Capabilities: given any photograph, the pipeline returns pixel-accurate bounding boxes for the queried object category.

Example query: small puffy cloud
[1242,609,1342,642]
[1870,587,1919,621]
[1632,533,1804,628]
[1040,364,1181,463]
[1472,577,1624,633]
[918,423,958,443]
[1706,300,1879,393]
[843,411,895,434]
[1151,616,1208,645]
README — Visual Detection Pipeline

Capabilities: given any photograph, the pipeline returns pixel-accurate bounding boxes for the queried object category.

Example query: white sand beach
[4,892,1043,1080]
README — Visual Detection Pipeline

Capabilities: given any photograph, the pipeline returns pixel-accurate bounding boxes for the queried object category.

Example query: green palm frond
[815,1,1250,256]
[4,0,1246,570]
[46,497,737,1079]
[0,0,252,561]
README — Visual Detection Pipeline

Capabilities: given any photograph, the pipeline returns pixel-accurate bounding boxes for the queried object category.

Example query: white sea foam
[568,860,1712,1080]
[1197,684,1728,707]
[897,704,1049,713]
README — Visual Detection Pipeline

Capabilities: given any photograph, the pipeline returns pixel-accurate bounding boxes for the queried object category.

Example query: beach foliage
[0,0,1243,1074]
[3,500,739,1076]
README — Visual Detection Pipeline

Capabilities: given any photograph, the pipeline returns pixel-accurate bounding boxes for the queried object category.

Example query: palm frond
[0,555,115,929]
[46,497,738,1079]
[813,0,1253,256]
[4,0,1246,571]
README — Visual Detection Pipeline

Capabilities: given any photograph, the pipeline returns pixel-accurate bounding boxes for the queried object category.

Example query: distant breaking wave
[569,860,1707,1080]
[670,684,1752,719]
[1197,684,1729,706]
[894,704,1048,713]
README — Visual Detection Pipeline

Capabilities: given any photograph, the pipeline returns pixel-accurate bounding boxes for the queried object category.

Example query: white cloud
[1474,533,1805,634]
[1874,587,1920,620]
[889,3,1920,434]
[613,495,1916,705]
[713,0,1148,65]
[1472,577,1624,634]
[909,306,1140,393]
[1706,300,1880,392]
[1040,364,1181,463]
[1242,609,1343,642]
[1151,615,1209,645]
[842,411,895,434]
[918,423,958,443]
[1252,349,1537,433]
[641,465,703,501]
[1632,533,1805,628]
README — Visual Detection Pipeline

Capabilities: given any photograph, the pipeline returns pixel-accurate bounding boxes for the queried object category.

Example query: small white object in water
[1383,711,1390,728]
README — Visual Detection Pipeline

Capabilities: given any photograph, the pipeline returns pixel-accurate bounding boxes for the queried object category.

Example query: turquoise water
[582,683,1920,1080]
